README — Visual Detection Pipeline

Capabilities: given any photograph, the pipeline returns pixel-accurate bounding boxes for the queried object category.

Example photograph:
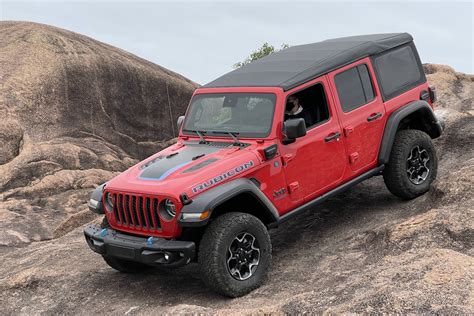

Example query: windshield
[182,93,276,138]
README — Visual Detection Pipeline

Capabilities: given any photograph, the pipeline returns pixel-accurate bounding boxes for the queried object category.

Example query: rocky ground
[0,22,473,314]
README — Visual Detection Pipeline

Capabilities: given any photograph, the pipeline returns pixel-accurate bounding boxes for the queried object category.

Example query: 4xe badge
[272,187,286,199]
[192,160,254,193]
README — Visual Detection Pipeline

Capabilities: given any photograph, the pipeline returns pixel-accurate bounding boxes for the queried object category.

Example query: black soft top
[204,33,413,91]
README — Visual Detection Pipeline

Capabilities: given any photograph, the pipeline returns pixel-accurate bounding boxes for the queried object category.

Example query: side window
[285,83,330,130]
[374,44,425,100]
[358,65,375,101]
[335,64,375,113]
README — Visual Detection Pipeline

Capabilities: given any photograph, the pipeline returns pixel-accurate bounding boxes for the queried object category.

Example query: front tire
[102,255,151,273]
[198,212,272,297]
[383,129,438,199]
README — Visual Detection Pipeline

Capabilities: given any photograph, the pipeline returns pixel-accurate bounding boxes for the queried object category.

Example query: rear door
[329,58,386,172]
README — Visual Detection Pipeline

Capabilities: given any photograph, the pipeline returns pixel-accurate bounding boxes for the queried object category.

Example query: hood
[106,140,261,198]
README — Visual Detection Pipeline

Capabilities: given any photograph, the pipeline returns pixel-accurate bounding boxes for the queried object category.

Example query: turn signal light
[200,209,211,220]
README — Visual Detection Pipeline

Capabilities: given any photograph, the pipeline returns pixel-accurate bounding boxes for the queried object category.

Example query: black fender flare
[178,178,279,227]
[378,100,443,165]
[88,183,106,214]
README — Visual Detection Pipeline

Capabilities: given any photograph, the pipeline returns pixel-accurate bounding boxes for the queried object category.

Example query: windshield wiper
[210,131,241,146]
[183,129,207,144]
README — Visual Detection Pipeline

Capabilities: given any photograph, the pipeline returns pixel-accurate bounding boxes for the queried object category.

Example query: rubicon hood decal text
[192,160,254,193]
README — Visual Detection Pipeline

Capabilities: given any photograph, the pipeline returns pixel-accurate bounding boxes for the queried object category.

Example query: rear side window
[335,64,375,113]
[374,44,425,100]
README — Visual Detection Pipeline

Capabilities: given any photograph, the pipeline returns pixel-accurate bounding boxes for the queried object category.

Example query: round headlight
[105,192,115,211]
[164,199,176,218]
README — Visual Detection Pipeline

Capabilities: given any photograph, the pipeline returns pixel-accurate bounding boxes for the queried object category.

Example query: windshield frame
[181,92,278,139]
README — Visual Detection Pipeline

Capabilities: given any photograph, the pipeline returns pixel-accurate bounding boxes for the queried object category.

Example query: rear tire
[383,129,438,199]
[198,212,272,297]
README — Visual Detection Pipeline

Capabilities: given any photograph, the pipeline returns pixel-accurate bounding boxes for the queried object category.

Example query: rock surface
[0,21,197,247]
[0,22,473,314]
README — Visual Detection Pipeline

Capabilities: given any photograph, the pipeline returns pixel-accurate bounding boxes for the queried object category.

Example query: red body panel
[103,59,432,238]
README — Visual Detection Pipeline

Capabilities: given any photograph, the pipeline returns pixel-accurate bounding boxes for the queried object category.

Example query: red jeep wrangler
[84,33,443,297]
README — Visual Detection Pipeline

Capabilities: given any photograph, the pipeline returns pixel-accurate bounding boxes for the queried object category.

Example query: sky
[1,0,473,84]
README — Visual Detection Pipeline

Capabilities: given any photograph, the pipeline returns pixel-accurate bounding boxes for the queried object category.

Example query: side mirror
[177,116,185,129]
[283,118,306,144]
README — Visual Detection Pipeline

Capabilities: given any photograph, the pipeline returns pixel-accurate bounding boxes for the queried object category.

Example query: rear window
[373,44,425,100]
[335,64,375,113]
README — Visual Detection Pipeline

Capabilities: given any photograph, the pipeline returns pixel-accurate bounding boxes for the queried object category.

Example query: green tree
[233,42,289,68]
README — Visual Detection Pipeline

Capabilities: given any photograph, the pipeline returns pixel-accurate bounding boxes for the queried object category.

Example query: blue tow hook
[147,236,154,246]
[100,228,107,237]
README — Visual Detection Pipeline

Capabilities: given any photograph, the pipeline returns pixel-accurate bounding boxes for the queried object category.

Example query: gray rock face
[0,22,472,314]
[0,21,197,246]
[0,121,23,164]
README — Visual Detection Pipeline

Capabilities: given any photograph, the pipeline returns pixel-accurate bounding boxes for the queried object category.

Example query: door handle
[367,112,382,122]
[325,132,341,143]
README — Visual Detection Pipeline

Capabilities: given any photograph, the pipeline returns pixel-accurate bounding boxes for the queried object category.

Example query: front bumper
[84,225,195,268]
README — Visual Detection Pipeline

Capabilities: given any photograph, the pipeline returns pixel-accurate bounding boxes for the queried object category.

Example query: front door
[279,77,347,208]
[329,58,386,172]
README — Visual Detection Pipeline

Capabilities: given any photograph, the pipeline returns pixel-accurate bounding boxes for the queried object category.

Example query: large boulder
[0,21,197,245]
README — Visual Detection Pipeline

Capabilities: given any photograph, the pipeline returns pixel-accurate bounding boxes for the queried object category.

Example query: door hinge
[343,126,354,137]
[282,153,294,165]
[288,181,300,193]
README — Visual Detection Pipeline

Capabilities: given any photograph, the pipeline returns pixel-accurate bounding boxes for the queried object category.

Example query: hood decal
[140,161,192,181]
[192,160,254,193]
[139,143,221,181]
[182,158,219,173]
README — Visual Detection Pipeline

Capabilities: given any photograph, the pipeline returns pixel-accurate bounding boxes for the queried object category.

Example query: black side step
[271,165,385,227]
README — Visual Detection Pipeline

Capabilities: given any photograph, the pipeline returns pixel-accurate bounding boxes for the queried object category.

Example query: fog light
[164,253,170,261]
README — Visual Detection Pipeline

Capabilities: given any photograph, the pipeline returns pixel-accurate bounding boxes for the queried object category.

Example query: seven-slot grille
[109,193,161,230]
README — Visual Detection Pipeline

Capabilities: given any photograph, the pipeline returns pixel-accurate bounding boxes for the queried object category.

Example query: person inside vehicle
[285,96,313,127]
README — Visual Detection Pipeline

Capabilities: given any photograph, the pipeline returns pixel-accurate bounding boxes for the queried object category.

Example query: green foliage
[233,43,290,68]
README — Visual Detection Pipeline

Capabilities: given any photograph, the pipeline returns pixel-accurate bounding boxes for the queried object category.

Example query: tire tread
[383,129,437,199]
[198,212,271,297]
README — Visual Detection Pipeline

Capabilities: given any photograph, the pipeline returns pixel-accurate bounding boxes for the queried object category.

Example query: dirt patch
[53,209,98,239]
